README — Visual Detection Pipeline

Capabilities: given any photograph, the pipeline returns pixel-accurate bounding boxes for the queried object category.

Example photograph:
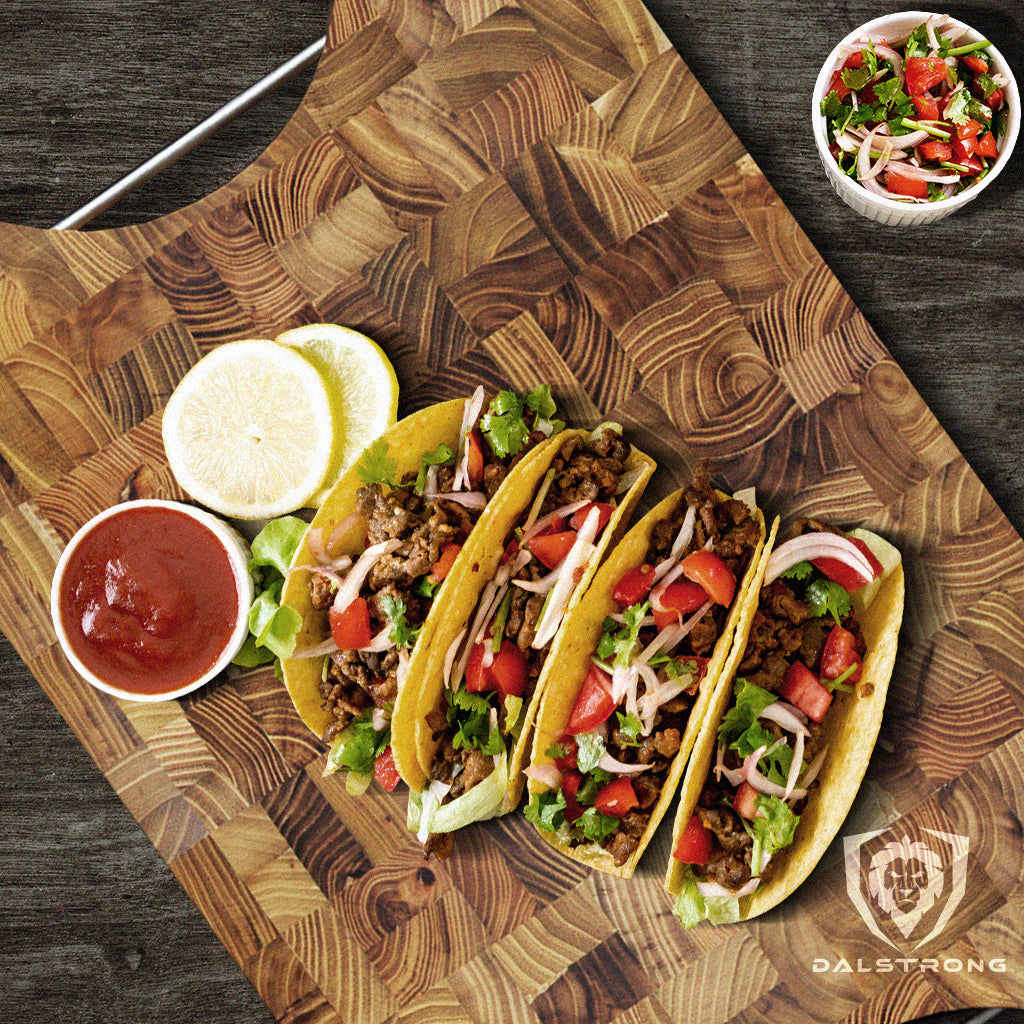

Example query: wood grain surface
[2,2,1024,1023]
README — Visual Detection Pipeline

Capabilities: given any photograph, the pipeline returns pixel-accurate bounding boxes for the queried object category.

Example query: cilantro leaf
[546,741,570,760]
[805,578,852,624]
[523,789,566,831]
[480,391,531,458]
[578,806,620,842]
[525,384,558,421]
[780,560,814,581]
[415,443,454,493]
[718,679,777,748]
[357,438,398,486]
[746,794,799,875]
[841,65,873,92]
[379,594,421,649]
[575,731,606,774]
[414,575,441,598]
[903,24,930,60]
[820,90,846,120]
[576,767,614,805]
[615,711,643,745]
[446,688,501,753]
[596,601,649,668]
[944,88,971,126]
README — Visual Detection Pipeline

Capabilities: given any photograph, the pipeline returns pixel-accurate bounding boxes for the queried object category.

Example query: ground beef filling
[594,464,760,866]
[422,429,630,859]
[692,519,863,891]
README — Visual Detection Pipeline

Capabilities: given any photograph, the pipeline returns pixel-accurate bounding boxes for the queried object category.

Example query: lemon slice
[275,324,399,505]
[162,339,335,519]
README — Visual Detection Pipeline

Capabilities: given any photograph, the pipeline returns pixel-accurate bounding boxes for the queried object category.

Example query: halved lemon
[162,339,335,519]
[275,323,399,505]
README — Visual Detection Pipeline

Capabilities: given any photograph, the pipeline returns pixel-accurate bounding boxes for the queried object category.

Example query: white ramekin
[811,10,1019,226]
[50,499,254,702]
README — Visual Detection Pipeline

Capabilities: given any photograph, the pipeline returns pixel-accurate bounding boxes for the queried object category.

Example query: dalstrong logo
[844,827,970,950]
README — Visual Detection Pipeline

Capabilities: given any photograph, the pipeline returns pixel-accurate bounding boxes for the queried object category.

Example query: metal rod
[53,35,327,230]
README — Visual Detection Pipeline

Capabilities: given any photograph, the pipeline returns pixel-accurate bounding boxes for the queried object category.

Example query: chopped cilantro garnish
[357,437,398,486]
[718,679,777,748]
[780,560,814,581]
[446,688,502,754]
[523,789,566,831]
[414,442,454,492]
[546,741,570,760]
[414,575,441,598]
[805,577,852,625]
[596,601,649,668]
[479,386,563,458]
[577,807,620,842]
[379,594,421,649]
[576,768,615,805]
[575,731,606,774]
[325,712,389,777]
[943,88,971,126]
[615,711,643,745]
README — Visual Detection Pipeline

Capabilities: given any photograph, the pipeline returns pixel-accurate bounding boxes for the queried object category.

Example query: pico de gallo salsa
[820,15,1009,202]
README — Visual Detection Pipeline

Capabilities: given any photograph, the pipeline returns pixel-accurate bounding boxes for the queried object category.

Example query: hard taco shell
[526,487,768,878]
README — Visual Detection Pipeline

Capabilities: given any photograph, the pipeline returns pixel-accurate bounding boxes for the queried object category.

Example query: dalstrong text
[812,958,1007,974]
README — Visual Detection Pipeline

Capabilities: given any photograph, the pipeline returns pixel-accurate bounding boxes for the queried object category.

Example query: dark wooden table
[1,1,1022,1021]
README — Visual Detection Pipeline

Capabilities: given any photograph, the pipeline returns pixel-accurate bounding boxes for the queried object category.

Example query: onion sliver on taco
[666,522,904,925]
[522,465,768,878]
[280,387,567,794]
[402,426,656,857]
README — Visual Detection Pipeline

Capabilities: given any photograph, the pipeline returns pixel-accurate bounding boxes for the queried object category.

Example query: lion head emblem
[866,835,946,938]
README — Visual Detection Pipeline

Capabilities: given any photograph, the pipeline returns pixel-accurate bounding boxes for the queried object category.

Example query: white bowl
[811,10,1019,226]
[50,499,254,702]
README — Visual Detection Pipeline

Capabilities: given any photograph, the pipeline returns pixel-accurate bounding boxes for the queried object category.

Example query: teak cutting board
[2,0,1022,1021]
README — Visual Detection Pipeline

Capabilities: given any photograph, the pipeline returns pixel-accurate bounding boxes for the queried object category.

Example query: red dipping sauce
[53,502,248,697]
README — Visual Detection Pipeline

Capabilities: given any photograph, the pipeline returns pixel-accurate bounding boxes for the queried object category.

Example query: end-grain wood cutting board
[2,0,1022,1021]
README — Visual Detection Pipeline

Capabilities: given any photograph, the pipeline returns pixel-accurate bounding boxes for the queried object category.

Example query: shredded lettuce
[232,516,306,669]
[324,712,389,778]
[744,794,799,876]
[672,872,741,928]
[408,749,511,836]
[575,730,606,774]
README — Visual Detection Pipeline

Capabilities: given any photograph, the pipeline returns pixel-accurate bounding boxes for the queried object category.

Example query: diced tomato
[681,550,735,607]
[652,580,710,630]
[566,664,616,735]
[827,72,852,102]
[677,655,709,695]
[779,660,834,724]
[906,56,949,96]
[975,131,998,158]
[845,51,864,69]
[570,502,613,534]
[733,781,760,821]
[960,154,984,175]
[594,776,638,818]
[953,135,979,162]
[465,639,527,699]
[673,813,713,865]
[374,746,401,791]
[917,140,953,163]
[812,536,883,592]
[552,733,578,771]
[465,431,485,486]
[820,624,863,684]
[962,54,989,75]
[886,169,929,198]
[527,530,577,570]
[613,564,655,607]
[561,770,584,823]
[955,117,984,140]
[912,93,940,120]
[984,86,1004,111]
[429,542,462,584]
[329,597,372,650]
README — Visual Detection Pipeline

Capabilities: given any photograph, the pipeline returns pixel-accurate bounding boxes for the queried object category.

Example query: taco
[280,385,567,793]
[666,521,904,925]
[403,425,656,858]
[521,464,767,877]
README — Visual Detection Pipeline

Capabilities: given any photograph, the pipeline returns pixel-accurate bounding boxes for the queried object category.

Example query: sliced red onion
[992,73,1008,89]
[513,568,561,594]
[524,763,563,790]
[887,162,959,183]
[332,538,403,613]
[636,661,663,734]
[291,636,340,659]
[796,746,828,793]
[608,611,656,628]
[285,563,348,589]
[640,600,713,661]
[873,43,903,79]
[597,751,652,775]
[744,744,807,801]
[785,730,805,800]
[522,470,556,535]
[696,877,760,899]
[713,743,746,787]
[453,386,486,492]
[327,510,363,550]
[422,464,439,498]
[361,624,394,653]
[925,17,941,53]
[443,628,467,688]
[857,127,891,182]
[372,706,390,732]
[450,581,500,688]
[306,527,328,565]
[434,490,488,510]
[521,498,592,544]
[611,662,639,705]
[531,506,602,649]
[887,129,930,147]
[650,557,688,612]
[759,701,810,737]
[763,533,874,587]
[396,648,411,693]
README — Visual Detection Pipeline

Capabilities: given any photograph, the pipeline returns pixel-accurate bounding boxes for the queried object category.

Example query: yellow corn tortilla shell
[526,489,768,878]
[397,429,656,797]
[280,397,563,785]
[664,527,906,919]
